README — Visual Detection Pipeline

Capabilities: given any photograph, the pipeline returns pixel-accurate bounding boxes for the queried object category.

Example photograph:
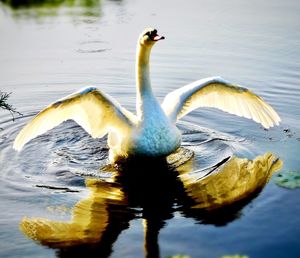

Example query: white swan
[13,28,281,163]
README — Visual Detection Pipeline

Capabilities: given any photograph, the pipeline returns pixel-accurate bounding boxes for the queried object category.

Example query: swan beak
[153,35,165,41]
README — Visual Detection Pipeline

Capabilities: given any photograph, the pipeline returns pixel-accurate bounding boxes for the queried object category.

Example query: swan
[13,28,281,163]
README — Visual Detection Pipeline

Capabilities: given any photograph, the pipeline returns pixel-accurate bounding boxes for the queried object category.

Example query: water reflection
[20,152,282,258]
[1,0,101,9]
[179,152,283,226]
[22,179,131,257]
[0,0,103,19]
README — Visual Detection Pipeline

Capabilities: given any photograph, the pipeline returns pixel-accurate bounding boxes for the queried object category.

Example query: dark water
[0,0,300,257]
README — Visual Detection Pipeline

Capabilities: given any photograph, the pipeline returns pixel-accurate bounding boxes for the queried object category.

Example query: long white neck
[136,43,155,118]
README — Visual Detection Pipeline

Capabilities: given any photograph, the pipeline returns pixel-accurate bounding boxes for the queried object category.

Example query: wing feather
[14,87,136,151]
[161,76,281,129]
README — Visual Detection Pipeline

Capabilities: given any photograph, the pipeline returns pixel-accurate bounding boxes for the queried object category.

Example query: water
[0,0,300,257]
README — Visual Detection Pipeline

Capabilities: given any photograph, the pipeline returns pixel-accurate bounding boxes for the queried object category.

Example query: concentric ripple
[0,112,246,197]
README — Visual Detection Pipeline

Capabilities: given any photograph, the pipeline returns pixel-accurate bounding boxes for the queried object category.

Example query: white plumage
[13,28,281,163]
[161,76,280,129]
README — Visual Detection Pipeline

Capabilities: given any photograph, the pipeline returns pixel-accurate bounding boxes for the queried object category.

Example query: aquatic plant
[275,171,300,189]
[0,91,21,119]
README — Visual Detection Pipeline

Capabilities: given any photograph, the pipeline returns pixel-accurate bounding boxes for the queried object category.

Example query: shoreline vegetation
[0,0,102,20]
[0,0,101,9]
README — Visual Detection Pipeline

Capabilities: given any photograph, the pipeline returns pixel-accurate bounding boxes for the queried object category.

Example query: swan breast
[129,111,181,157]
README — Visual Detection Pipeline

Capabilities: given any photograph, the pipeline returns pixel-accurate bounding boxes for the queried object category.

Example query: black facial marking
[144,29,158,40]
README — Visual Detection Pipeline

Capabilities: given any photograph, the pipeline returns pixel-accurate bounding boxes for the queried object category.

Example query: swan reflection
[20,151,282,258]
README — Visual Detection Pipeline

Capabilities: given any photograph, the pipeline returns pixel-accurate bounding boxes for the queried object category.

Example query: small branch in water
[0,91,22,121]
[35,184,80,193]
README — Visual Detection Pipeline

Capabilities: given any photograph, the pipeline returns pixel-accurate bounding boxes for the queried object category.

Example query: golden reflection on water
[21,180,128,248]
[20,151,282,257]
[179,152,283,210]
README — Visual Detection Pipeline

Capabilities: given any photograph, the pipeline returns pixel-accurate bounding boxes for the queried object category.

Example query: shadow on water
[19,150,282,258]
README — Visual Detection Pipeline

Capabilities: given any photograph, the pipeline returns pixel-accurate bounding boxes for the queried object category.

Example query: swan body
[14,28,281,163]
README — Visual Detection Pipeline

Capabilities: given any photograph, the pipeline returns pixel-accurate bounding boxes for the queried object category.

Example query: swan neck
[136,44,153,96]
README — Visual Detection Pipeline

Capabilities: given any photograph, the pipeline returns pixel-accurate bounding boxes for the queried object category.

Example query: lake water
[0,0,300,257]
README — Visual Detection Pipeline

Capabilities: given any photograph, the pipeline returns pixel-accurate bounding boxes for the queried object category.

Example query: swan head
[139,28,165,47]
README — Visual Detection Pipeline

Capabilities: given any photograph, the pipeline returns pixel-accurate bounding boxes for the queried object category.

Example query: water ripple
[0,112,247,198]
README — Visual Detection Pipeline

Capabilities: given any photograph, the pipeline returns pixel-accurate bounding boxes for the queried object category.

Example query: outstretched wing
[161,77,281,129]
[14,87,136,151]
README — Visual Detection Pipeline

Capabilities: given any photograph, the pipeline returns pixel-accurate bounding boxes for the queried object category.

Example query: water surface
[0,0,300,257]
